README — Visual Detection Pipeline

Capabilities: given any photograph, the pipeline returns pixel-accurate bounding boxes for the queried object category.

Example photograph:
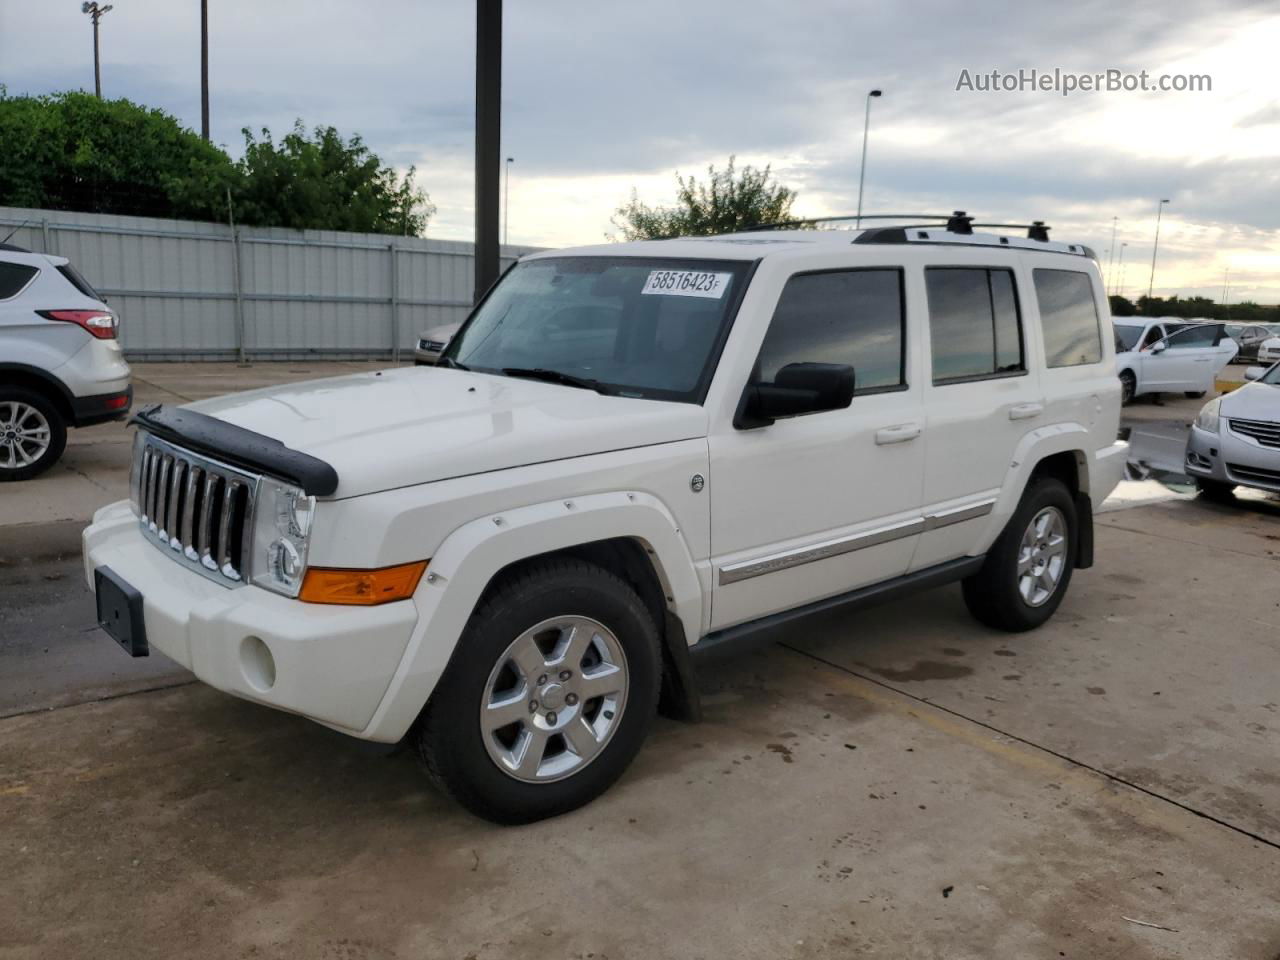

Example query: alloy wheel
[479,615,629,783]
[0,401,52,471]
[1016,506,1068,607]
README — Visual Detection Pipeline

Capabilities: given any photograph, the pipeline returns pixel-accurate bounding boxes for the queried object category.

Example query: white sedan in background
[1185,363,1280,499]
[1259,334,1280,366]
[1113,318,1238,404]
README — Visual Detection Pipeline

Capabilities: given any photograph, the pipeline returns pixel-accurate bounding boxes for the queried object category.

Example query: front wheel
[415,558,661,824]
[962,478,1077,632]
[1196,478,1236,503]
[1185,391,1207,399]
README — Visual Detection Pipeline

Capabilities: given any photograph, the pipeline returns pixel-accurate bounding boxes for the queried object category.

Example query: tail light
[37,309,118,340]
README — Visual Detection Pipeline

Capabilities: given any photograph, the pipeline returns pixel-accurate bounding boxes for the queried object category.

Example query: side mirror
[735,362,856,429]
[1244,366,1265,381]
[1151,340,1167,353]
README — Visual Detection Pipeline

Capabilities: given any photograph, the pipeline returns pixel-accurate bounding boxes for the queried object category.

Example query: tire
[0,388,67,482]
[1185,391,1207,399]
[962,478,1077,633]
[1119,371,1137,405]
[415,558,661,824]
[1196,478,1236,503]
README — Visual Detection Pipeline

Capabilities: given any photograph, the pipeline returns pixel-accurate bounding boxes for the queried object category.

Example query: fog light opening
[240,636,276,693]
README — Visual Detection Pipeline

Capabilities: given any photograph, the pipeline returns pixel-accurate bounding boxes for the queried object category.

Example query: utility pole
[200,0,210,140]
[473,0,502,303]
[1146,198,1169,308]
[855,89,882,228]
[1106,216,1118,295]
[1115,242,1129,299]
[81,3,114,98]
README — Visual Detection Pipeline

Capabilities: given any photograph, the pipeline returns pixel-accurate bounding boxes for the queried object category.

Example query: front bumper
[1185,423,1280,493]
[83,500,419,736]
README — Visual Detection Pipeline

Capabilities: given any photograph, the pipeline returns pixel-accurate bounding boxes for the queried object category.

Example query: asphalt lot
[2,364,1279,959]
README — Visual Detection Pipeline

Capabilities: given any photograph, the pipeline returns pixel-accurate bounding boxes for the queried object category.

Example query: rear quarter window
[56,263,103,301]
[1034,269,1103,367]
[0,261,39,300]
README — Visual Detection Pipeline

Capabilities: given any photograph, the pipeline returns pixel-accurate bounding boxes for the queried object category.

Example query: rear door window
[0,262,39,300]
[1164,324,1221,349]
[1033,269,1103,367]
[925,267,1025,384]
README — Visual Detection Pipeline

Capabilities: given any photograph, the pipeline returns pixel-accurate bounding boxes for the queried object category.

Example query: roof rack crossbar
[733,212,1054,242]
[740,213,958,232]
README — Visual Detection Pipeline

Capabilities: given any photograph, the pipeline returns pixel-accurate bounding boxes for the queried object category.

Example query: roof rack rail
[739,213,956,232]
[968,221,1052,242]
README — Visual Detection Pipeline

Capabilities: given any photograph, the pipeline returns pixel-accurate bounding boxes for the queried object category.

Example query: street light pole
[1106,216,1118,296]
[504,156,514,247]
[200,0,210,141]
[854,89,882,228]
[1146,198,1169,307]
[81,3,114,98]
[1116,242,1129,298]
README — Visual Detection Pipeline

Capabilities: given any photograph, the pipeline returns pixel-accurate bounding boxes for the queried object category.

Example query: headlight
[250,478,316,597]
[1194,397,1222,433]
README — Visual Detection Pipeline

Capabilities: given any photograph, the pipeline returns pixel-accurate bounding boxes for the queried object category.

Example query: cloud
[1,0,1278,298]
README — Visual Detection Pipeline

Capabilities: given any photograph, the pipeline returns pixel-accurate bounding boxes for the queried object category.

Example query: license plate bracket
[95,566,149,657]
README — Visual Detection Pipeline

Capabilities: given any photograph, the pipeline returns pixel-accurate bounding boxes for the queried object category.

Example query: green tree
[1108,294,1136,316]
[234,122,434,234]
[611,156,797,240]
[0,89,237,219]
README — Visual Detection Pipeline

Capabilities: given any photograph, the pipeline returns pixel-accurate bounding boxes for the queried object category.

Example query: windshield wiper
[501,367,612,394]
[436,356,469,371]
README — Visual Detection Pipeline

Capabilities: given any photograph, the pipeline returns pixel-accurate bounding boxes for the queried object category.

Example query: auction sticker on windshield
[641,270,732,299]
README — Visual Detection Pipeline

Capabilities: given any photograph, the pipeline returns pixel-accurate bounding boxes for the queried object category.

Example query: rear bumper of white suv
[83,500,419,737]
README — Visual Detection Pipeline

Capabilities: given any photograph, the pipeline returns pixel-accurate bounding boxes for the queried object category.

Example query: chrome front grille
[134,434,259,585]
[419,338,446,352]
[1228,418,1280,449]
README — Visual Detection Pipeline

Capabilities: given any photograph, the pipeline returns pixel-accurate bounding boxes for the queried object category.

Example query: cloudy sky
[3,0,1279,302]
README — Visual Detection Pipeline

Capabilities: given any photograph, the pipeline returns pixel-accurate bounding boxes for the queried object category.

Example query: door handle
[1008,403,1044,421]
[875,423,921,445]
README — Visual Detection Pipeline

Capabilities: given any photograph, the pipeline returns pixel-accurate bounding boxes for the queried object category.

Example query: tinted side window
[1034,269,1103,367]
[57,263,102,301]
[1141,325,1164,348]
[1164,324,1219,349]
[0,262,39,299]
[755,269,904,394]
[925,268,1025,383]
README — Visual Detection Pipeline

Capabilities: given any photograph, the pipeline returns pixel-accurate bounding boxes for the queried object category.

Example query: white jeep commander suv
[84,217,1127,823]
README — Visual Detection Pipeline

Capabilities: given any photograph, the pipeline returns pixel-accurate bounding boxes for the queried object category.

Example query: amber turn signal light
[299,560,428,606]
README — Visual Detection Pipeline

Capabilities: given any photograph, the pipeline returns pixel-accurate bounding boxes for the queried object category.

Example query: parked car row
[1224,322,1280,364]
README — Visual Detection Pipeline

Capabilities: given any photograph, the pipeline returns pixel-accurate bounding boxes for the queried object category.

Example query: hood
[1220,380,1280,421]
[184,366,708,498]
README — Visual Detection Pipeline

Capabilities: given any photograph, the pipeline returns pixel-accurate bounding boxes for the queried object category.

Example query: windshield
[1259,363,1280,386]
[443,256,754,402]
[1113,324,1143,352]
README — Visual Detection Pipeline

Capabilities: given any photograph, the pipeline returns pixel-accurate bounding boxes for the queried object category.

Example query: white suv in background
[0,243,132,480]
[85,219,1126,823]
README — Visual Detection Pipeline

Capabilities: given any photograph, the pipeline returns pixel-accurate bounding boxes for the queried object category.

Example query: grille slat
[1229,418,1280,449]
[131,435,258,587]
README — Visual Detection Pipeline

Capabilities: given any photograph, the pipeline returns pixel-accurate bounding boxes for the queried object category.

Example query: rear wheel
[415,558,661,824]
[1119,371,1137,405]
[962,478,1077,632]
[1196,478,1236,503]
[0,388,66,482]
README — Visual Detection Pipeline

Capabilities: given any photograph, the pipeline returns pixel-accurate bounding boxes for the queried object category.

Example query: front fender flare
[359,490,702,742]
